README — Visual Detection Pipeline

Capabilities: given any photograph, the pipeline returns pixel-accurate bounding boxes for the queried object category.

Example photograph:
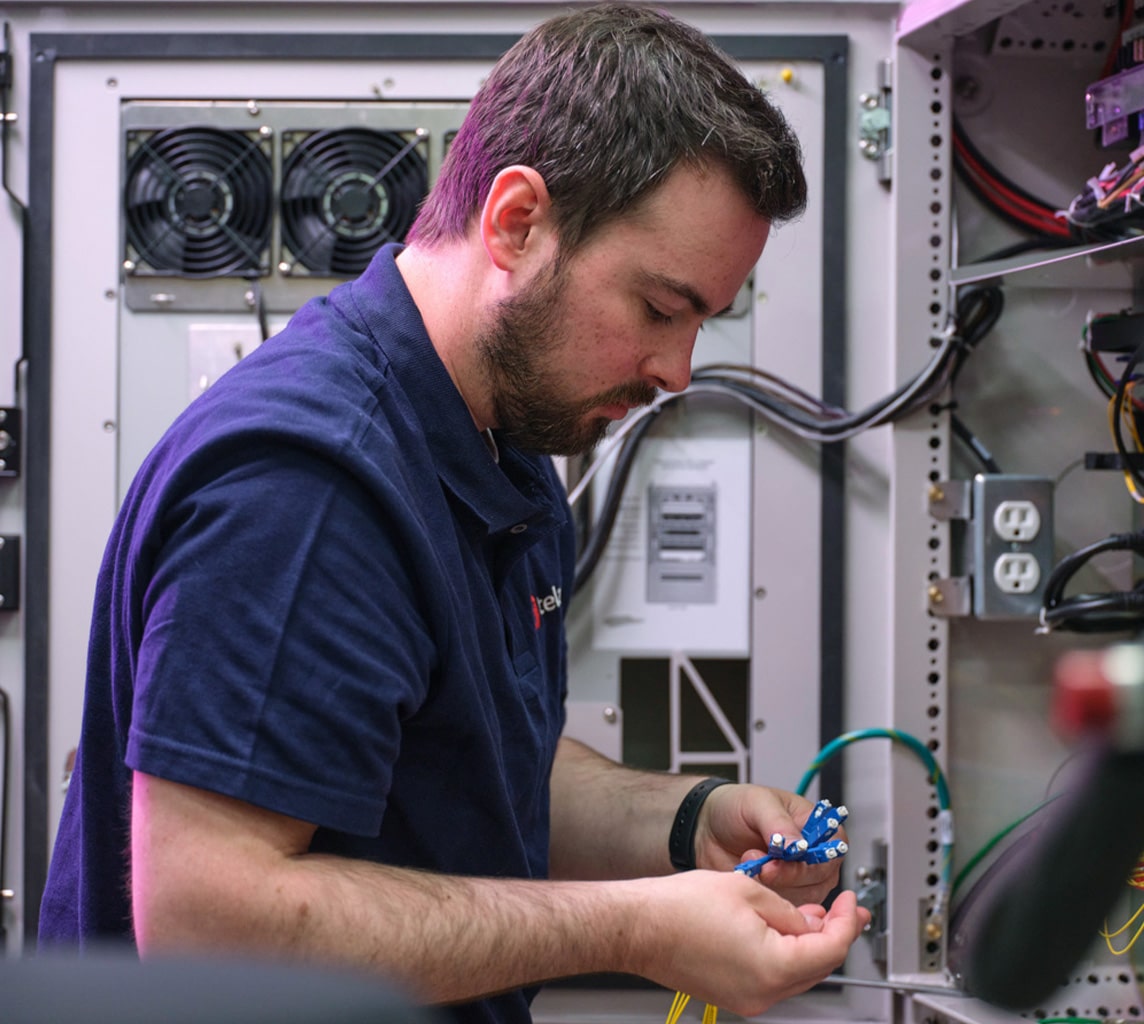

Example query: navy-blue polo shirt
[40,245,575,1024]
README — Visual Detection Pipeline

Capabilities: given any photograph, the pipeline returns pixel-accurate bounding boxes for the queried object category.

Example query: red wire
[957,155,1072,236]
[1099,0,1133,80]
[953,135,1071,236]
[953,136,1052,219]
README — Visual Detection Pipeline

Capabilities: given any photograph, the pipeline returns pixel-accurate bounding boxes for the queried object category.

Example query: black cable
[247,277,270,342]
[1041,589,1144,633]
[951,412,1002,474]
[1040,530,1144,633]
[953,119,1062,217]
[1084,348,1117,401]
[689,331,964,439]
[572,405,662,595]
[950,287,1004,385]
[573,313,988,590]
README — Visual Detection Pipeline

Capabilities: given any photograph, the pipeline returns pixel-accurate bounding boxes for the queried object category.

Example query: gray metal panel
[888,39,955,980]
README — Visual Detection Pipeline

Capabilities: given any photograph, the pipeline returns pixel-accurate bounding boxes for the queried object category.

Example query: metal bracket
[0,408,21,478]
[927,576,971,617]
[858,58,892,185]
[926,479,970,617]
[856,840,888,967]
[0,535,20,611]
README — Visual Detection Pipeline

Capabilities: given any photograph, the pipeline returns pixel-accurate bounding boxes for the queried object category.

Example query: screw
[928,585,943,605]
[603,706,618,724]
[953,75,980,102]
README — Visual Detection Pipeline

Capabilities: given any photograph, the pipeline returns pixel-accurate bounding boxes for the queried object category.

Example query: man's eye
[645,302,675,325]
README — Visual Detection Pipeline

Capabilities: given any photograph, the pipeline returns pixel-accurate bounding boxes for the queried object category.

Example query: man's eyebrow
[639,270,730,318]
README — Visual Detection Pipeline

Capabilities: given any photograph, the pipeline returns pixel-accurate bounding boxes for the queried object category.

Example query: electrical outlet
[993,552,1040,594]
[992,500,1042,543]
[971,474,1054,619]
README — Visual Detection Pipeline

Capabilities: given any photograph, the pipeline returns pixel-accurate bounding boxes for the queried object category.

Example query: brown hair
[408,2,807,251]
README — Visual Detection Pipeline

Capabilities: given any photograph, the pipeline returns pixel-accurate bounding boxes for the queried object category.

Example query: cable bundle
[665,991,717,1024]
[1039,530,1144,633]
[1079,322,1144,501]
[569,328,969,591]
[953,121,1071,243]
[1062,149,1144,242]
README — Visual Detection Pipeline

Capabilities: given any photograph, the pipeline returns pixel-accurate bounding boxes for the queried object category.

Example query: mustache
[580,381,659,412]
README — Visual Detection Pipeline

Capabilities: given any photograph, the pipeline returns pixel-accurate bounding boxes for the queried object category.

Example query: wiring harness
[953,120,1071,247]
[570,324,970,592]
[1062,148,1144,243]
[1038,530,1144,634]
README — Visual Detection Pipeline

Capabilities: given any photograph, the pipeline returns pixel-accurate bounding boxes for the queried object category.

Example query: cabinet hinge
[859,57,893,185]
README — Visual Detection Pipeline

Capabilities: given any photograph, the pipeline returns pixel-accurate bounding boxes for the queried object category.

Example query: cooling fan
[279,127,429,276]
[123,126,273,277]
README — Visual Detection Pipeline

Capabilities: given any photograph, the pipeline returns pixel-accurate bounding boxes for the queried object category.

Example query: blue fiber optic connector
[734,799,849,877]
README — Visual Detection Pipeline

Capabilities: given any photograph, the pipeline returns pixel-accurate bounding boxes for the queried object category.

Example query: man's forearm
[548,736,704,880]
[140,852,644,1004]
[133,774,868,1017]
[132,771,641,1005]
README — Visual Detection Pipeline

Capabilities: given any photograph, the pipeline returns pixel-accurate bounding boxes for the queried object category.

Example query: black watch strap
[668,777,733,871]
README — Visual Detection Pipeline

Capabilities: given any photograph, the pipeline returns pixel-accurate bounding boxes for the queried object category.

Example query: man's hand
[626,870,870,1018]
[692,784,846,906]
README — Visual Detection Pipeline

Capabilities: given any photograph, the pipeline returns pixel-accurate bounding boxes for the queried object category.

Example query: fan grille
[280,127,429,276]
[124,126,272,278]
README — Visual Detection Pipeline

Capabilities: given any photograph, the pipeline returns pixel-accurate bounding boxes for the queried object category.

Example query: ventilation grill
[279,127,429,277]
[124,126,273,277]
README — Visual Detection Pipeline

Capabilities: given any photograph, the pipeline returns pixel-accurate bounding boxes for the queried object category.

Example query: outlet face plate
[992,551,1041,594]
[992,499,1042,543]
[972,474,1054,619]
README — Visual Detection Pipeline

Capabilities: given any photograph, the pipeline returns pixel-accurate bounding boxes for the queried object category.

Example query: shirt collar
[346,245,560,535]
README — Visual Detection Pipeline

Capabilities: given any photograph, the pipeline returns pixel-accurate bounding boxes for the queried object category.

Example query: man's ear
[479,165,555,271]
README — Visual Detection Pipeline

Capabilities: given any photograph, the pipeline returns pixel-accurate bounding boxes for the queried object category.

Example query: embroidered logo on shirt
[530,585,563,630]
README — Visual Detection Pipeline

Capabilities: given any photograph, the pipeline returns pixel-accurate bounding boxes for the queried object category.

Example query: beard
[476,261,658,457]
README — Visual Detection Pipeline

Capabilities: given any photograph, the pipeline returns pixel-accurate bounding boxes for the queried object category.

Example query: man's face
[478,162,771,457]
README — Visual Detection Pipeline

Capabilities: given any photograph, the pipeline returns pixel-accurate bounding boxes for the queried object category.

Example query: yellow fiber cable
[664,991,719,1024]
[666,991,691,1024]
[1107,393,1144,503]
[1101,884,1144,955]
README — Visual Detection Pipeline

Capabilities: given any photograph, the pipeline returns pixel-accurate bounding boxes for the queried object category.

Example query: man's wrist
[668,777,732,871]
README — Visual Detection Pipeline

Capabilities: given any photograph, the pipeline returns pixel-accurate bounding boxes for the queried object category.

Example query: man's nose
[641,334,696,393]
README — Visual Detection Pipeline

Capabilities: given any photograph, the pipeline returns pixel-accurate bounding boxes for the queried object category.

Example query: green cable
[951,793,1061,898]
[795,728,954,901]
[795,728,951,808]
